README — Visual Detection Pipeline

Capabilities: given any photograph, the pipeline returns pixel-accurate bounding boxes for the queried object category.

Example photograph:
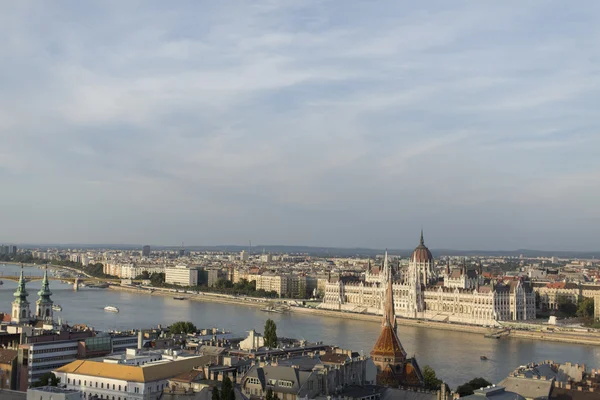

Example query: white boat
[104,306,119,313]
[52,304,62,312]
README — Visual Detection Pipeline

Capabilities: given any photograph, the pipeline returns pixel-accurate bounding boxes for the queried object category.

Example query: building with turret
[320,231,536,326]
[36,268,54,321]
[11,269,31,324]
[370,260,423,387]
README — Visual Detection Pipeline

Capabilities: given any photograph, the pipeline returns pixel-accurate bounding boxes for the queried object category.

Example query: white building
[165,265,198,287]
[240,250,249,261]
[320,231,536,326]
[54,355,211,400]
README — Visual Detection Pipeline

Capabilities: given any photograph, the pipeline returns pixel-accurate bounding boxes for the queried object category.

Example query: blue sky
[0,1,599,251]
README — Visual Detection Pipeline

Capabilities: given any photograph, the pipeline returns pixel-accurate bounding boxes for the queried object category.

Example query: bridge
[0,275,95,284]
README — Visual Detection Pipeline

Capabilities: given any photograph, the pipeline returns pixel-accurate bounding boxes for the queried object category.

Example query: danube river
[2,263,600,388]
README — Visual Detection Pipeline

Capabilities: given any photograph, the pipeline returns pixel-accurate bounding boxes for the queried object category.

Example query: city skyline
[1,1,599,251]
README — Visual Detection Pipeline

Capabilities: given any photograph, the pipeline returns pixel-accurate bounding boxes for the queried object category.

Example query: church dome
[411,231,433,263]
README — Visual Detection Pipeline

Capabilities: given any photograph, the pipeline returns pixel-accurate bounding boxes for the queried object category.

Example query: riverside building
[165,265,198,287]
[320,232,536,326]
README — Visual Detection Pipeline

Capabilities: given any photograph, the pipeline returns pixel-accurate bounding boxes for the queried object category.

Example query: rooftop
[54,355,212,383]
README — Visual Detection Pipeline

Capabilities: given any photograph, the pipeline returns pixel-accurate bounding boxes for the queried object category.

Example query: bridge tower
[74,276,80,291]
[36,268,53,321]
[12,268,31,324]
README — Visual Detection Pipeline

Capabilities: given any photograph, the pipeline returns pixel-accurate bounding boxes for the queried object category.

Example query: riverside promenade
[109,284,600,346]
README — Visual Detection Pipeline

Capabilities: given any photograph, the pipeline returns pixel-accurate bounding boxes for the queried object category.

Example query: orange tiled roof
[370,325,406,359]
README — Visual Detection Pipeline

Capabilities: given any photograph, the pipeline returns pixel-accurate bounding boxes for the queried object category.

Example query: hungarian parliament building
[319,232,536,326]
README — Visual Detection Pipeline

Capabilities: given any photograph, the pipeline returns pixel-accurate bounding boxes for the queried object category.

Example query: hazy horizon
[1,1,599,251]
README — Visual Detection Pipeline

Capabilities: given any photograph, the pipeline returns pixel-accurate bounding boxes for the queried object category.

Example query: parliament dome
[411,230,433,263]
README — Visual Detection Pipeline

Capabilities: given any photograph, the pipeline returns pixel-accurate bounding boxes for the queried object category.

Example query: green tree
[266,388,274,400]
[422,365,442,390]
[456,377,492,397]
[211,387,220,400]
[169,321,197,334]
[220,375,234,400]
[557,295,577,316]
[264,319,278,348]
[135,270,151,280]
[32,372,60,387]
[468,377,491,390]
[577,298,595,319]
[150,272,165,286]
[456,384,474,397]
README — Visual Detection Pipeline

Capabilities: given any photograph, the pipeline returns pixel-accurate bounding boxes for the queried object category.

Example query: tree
[467,377,491,390]
[32,372,60,387]
[264,319,278,348]
[422,365,442,390]
[266,388,274,400]
[135,270,151,280]
[577,298,595,319]
[557,295,577,317]
[169,321,197,334]
[211,387,220,400]
[220,375,234,400]
[150,272,165,286]
[456,384,475,397]
[456,377,492,397]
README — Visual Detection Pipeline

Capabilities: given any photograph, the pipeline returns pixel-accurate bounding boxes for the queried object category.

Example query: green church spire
[37,268,52,302]
[13,267,29,304]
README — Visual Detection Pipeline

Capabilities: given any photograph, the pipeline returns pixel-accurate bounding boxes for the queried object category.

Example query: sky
[0,1,599,251]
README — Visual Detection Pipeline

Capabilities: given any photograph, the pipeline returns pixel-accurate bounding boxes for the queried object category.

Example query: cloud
[0,0,598,250]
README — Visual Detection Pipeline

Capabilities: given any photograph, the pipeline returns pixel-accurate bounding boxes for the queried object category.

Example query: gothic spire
[419,229,424,245]
[13,267,29,303]
[383,270,397,332]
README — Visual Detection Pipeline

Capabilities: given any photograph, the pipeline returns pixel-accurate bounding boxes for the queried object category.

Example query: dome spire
[420,228,424,245]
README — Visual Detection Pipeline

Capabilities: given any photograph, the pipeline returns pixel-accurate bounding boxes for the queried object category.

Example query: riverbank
[108,284,600,346]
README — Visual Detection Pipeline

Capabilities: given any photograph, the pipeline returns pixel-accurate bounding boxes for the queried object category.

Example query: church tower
[12,268,31,324]
[36,268,54,321]
[371,267,423,388]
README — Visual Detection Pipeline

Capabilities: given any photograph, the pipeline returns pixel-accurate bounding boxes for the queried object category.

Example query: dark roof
[0,349,17,365]
[551,388,600,400]
[169,369,204,383]
[319,352,349,364]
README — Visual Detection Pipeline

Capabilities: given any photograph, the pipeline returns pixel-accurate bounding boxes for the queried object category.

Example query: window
[278,380,294,388]
[79,380,81,385]
[68,378,71,384]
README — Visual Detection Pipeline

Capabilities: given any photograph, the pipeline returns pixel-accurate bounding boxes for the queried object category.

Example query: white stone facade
[320,239,536,326]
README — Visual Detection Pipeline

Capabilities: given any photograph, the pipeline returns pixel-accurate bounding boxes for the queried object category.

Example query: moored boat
[52,304,62,312]
[104,306,119,313]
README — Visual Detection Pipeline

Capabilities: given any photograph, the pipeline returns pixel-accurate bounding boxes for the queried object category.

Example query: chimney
[138,330,143,350]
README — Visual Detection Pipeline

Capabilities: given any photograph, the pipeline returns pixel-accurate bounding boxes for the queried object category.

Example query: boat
[104,306,119,313]
[52,304,62,312]
[173,297,186,300]
[261,307,284,313]
[480,356,488,361]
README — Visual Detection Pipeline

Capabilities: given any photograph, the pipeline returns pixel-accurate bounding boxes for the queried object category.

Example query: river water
[1,263,599,388]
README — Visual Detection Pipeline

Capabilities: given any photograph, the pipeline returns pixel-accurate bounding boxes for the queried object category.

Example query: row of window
[31,346,78,355]
[67,378,167,394]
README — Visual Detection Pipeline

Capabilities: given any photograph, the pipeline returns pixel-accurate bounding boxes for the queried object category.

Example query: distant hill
[17,243,600,259]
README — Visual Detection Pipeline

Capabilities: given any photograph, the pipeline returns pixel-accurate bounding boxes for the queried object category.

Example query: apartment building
[165,265,198,287]
[54,355,211,400]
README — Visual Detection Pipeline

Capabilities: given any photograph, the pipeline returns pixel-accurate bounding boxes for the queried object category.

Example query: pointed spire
[38,266,52,300]
[383,270,397,332]
[383,250,389,280]
[14,266,29,301]
[419,229,424,245]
